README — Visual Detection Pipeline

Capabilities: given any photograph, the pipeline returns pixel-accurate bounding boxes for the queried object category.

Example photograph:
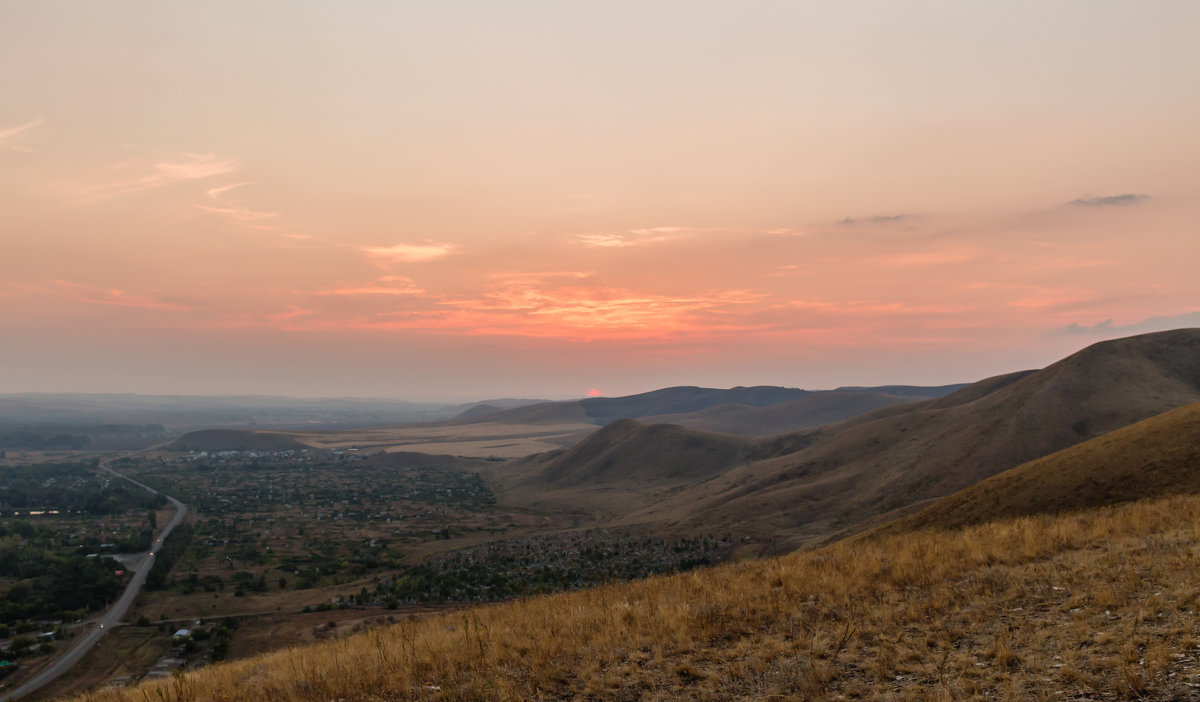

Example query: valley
[2,329,1199,700]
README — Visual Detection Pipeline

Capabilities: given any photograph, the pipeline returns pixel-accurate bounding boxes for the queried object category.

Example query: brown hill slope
[530,419,754,487]
[879,400,1200,533]
[489,419,820,519]
[498,329,1200,545]
[642,329,1200,543]
[73,494,1200,701]
[639,390,923,435]
[448,385,811,426]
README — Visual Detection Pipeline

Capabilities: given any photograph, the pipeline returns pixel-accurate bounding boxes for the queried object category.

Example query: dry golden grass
[66,492,1200,701]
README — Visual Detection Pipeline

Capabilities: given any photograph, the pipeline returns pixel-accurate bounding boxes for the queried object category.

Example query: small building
[172,629,190,640]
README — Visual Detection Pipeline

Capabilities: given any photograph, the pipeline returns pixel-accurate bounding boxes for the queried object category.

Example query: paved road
[1,460,187,701]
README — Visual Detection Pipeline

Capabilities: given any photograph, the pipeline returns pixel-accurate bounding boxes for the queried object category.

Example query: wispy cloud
[0,118,44,152]
[204,183,251,199]
[79,152,241,202]
[576,234,642,248]
[315,276,426,297]
[628,226,687,236]
[363,241,457,264]
[1068,194,1148,208]
[839,214,907,226]
[195,181,284,231]
[47,280,190,311]
[264,305,315,323]
[576,226,690,248]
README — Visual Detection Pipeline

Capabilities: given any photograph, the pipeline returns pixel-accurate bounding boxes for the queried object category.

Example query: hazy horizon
[3,2,1197,399]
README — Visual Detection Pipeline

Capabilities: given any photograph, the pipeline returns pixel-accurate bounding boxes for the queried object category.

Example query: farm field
[175,421,597,459]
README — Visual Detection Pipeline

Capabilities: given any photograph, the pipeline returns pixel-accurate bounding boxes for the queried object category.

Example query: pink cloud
[315,276,427,297]
[576,226,691,248]
[47,280,190,311]
[78,152,242,202]
[362,241,456,264]
[196,182,280,226]
[0,118,43,152]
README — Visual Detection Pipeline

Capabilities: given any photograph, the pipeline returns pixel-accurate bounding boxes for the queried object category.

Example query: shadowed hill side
[639,390,930,435]
[451,403,504,420]
[450,400,591,425]
[877,400,1200,534]
[446,386,811,426]
[611,329,1200,544]
[487,419,787,520]
[531,419,755,487]
[833,383,971,397]
[576,386,810,424]
[447,397,552,420]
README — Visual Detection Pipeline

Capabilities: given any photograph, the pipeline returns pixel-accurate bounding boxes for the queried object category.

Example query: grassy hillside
[449,385,812,426]
[880,400,1200,533]
[531,419,753,486]
[70,493,1200,701]
[638,390,922,435]
[450,384,964,432]
[613,328,1200,544]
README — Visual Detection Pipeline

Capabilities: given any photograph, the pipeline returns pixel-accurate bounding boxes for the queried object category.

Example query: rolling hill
[878,399,1200,533]
[498,329,1200,546]
[447,385,812,425]
[450,383,965,434]
[637,389,948,435]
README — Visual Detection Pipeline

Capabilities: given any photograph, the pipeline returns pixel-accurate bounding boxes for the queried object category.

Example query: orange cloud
[47,280,190,311]
[0,118,43,152]
[78,152,241,201]
[254,278,770,341]
[315,276,427,297]
[266,305,315,322]
[363,241,456,264]
[196,182,282,230]
[576,227,690,248]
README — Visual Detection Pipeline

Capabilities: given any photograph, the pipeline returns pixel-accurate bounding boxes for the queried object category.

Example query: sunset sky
[2,2,1198,400]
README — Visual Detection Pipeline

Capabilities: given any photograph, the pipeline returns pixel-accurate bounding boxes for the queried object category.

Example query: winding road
[1,459,187,701]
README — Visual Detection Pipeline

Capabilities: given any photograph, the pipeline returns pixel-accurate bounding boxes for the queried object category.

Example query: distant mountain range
[448,383,966,434]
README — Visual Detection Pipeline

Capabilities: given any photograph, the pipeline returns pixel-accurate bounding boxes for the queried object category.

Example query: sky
[2,1,1199,401]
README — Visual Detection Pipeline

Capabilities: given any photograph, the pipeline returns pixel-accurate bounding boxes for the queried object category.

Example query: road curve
[2,460,188,701]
